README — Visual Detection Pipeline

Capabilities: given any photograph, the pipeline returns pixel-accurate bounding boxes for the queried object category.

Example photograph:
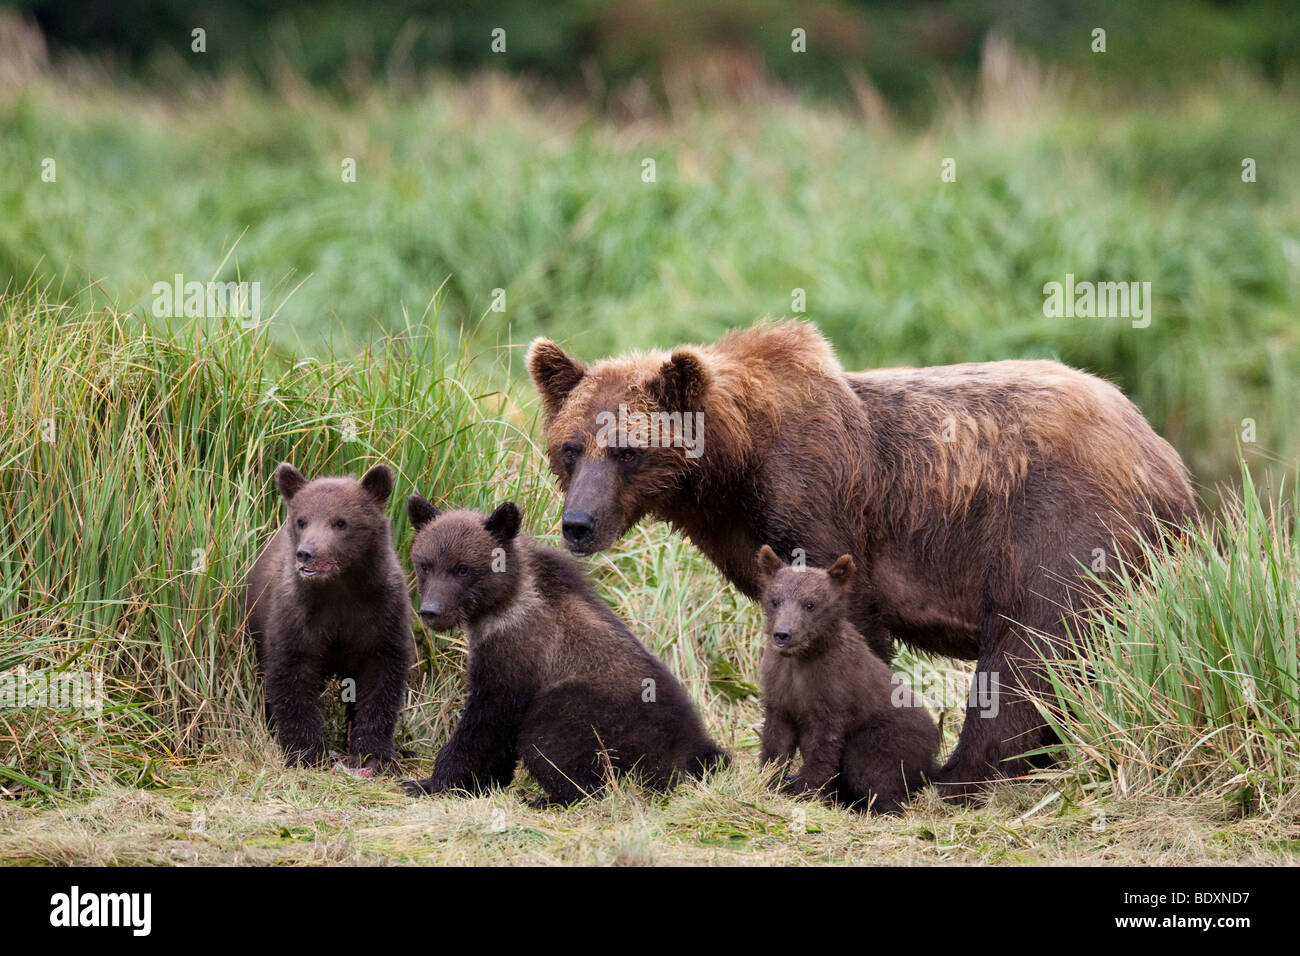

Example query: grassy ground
[2,22,1298,864]
[3,754,1296,866]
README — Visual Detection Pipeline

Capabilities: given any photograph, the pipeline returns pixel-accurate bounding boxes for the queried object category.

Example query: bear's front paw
[340,752,402,777]
[779,779,807,797]
[760,765,792,792]
[780,775,822,798]
[400,776,442,797]
[930,775,987,806]
[281,742,329,768]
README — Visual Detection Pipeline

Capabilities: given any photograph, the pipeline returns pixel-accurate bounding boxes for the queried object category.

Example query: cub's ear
[360,464,394,504]
[648,348,710,413]
[274,462,307,501]
[755,544,784,581]
[484,501,522,544]
[407,494,441,531]
[827,554,856,584]
[527,338,586,421]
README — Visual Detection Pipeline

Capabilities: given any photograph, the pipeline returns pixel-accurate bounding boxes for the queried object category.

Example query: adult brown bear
[527,321,1196,800]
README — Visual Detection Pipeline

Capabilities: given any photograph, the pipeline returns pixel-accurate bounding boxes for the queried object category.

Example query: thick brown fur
[402,497,728,805]
[245,463,412,773]
[757,546,938,814]
[528,320,1197,799]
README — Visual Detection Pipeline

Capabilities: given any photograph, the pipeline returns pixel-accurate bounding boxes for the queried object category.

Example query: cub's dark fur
[757,545,938,814]
[402,496,727,804]
[245,462,412,773]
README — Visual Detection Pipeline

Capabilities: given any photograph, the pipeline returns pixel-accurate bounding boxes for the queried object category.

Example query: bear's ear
[275,462,307,501]
[827,554,856,585]
[484,501,522,543]
[648,348,710,413]
[755,544,784,582]
[360,464,394,504]
[527,338,586,421]
[407,494,441,531]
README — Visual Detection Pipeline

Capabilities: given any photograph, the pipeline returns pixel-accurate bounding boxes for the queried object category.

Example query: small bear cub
[756,545,938,814]
[245,462,412,774]
[403,495,728,804]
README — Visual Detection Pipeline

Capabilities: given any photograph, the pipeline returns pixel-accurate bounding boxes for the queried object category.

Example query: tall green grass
[1040,467,1300,805]
[0,288,552,794]
[1,44,1297,490]
[0,289,763,798]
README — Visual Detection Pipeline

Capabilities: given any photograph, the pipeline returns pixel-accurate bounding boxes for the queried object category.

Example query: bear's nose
[773,628,792,647]
[420,600,443,620]
[296,545,315,564]
[561,510,596,546]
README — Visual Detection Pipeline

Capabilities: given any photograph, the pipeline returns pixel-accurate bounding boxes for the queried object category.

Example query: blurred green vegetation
[1,22,1296,491]
[13,1,1300,116]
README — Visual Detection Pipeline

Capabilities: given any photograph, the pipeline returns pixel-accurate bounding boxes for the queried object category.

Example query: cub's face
[755,546,855,658]
[527,339,709,557]
[275,462,393,583]
[407,497,522,631]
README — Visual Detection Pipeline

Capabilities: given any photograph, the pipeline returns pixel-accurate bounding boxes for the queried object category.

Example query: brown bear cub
[402,495,727,804]
[245,462,412,775]
[756,545,938,814]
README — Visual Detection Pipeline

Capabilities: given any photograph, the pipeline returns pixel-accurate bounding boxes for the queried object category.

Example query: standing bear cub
[402,495,728,804]
[245,462,412,774]
[757,545,938,814]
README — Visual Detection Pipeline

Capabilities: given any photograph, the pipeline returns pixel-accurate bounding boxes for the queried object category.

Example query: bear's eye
[333,518,347,530]
[561,444,580,468]
[617,448,639,464]
[419,562,432,576]
[455,563,471,577]
[296,518,307,529]
[770,597,781,608]
[804,601,816,611]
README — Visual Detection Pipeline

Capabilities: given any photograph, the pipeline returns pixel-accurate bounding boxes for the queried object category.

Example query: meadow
[1,25,1298,864]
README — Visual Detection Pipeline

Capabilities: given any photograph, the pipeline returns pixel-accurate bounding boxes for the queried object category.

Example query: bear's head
[406,496,523,632]
[274,462,394,584]
[755,545,854,659]
[527,338,709,557]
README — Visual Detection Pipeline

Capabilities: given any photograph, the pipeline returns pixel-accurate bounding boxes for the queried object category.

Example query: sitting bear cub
[756,545,938,814]
[402,495,728,804]
[245,462,412,774]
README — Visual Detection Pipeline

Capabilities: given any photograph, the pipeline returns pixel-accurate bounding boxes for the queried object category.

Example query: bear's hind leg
[933,619,1061,804]
[681,740,730,781]
[518,688,610,805]
[838,725,915,815]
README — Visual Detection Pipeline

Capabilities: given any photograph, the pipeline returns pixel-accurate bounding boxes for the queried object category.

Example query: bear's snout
[772,627,792,648]
[295,544,328,577]
[561,509,597,550]
[419,598,456,631]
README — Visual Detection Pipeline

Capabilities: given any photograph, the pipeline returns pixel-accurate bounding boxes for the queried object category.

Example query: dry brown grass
[3,749,1296,867]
